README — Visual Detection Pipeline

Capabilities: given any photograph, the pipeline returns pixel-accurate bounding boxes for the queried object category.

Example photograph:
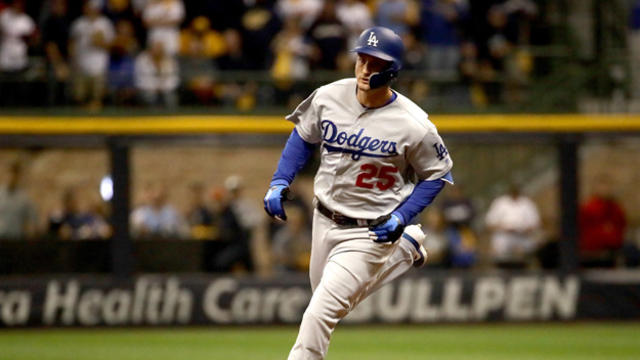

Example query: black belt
[316,201,373,227]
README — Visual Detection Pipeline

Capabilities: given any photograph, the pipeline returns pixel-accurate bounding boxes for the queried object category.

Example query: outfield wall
[1,271,639,327]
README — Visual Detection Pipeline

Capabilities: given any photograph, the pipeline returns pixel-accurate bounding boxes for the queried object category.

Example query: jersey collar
[357,89,398,110]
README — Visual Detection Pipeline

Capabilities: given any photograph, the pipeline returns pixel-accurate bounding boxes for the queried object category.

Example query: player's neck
[356,86,393,109]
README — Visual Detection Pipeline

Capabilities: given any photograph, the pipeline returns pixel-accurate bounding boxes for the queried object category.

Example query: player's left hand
[263,184,290,221]
[368,213,405,243]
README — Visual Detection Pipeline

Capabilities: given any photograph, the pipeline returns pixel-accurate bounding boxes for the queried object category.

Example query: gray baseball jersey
[286,78,453,219]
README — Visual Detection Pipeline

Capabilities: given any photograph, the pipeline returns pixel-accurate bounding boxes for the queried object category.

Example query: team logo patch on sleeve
[433,143,449,160]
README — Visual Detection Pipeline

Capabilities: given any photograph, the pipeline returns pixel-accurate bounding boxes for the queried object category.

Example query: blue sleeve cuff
[393,174,452,223]
[270,179,290,187]
[270,128,316,186]
[442,171,454,185]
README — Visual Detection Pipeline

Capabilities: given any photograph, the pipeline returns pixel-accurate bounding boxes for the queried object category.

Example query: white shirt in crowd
[0,8,35,71]
[134,51,179,93]
[143,0,185,55]
[130,204,187,238]
[276,0,322,29]
[336,0,373,48]
[485,194,541,261]
[70,15,115,76]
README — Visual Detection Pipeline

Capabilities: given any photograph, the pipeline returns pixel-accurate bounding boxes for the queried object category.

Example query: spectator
[239,0,282,70]
[142,0,184,55]
[208,186,254,273]
[185,182,216,240]
[629,0,640,99]
[441,185,474,228]
[336,0,373,50]
[485,183,541,268]
[224,175,261,240]
[500,0,537,104]
[104,0,138,24]
[131,0,147,15]
[373,0,419,37]
[476,1,536,105]
[276,0,321,30]
[458,40,484,107]
[271,17,311,82]
[188,0,245,32]
[109,19,139,105]
[306,0,348,70]
[134,39,179,107]
[69,0,114,110]
[42,0,71,106]
[419,207,448,267]
[419,0,469,77]
[104,0,144,51]
[47,187,110,240]
[402,31,427,71]
[477,4,509,104]
[179,15,227,59]
[579,181,627,267]
[130,182,188,239]
[215,28,244,70]
[271,206,312,273]
[445,223,476,268]
[501,0,538,45]
[441,185,477,268]
[179,16,226,104]
[0,161,38,240]
[0,0,36,106]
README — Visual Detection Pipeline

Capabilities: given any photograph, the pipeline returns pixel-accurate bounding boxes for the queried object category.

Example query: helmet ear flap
[369,69,398,89]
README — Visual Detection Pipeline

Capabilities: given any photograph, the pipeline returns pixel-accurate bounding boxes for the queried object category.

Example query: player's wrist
[270,179,290,187]
[391,211,405,225]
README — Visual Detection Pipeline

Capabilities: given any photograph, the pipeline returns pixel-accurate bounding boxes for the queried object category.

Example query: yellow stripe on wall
[0,114,640,134]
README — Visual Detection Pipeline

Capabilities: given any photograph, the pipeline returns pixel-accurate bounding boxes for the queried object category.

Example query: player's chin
[357,79,371,91]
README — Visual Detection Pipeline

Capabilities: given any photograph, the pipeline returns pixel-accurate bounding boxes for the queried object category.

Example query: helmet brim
[351,46,396,63]
[351,47,401,70]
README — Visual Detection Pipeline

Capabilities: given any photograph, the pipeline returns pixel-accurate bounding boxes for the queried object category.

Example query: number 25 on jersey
[355,164,398,191]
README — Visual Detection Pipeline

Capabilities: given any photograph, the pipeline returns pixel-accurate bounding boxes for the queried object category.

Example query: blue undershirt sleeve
[392,171,454,224]
[270,128,316,186]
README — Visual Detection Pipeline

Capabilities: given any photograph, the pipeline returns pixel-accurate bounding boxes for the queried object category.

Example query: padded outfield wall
[1,271,639,327]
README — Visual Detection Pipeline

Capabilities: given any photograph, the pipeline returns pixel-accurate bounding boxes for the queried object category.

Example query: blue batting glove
[368,212,405,243]
[263,181,290,221]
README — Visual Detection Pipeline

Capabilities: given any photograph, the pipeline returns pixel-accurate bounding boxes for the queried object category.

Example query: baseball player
[264,26,453,360]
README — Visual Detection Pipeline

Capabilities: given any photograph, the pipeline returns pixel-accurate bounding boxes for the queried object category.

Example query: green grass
[0,323,639,360]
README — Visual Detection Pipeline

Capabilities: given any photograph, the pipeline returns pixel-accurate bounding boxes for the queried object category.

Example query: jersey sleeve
[407,127,453,182]
[285,89,322,144]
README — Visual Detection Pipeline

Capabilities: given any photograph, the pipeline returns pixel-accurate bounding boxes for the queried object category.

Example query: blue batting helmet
[351,26,404,88]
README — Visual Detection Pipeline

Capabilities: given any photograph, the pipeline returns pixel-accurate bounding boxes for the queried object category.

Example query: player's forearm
[270,128,315,186]
[393,172,452,223]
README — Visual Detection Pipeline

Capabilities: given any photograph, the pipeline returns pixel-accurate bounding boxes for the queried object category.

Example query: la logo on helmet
[367,32,378,47]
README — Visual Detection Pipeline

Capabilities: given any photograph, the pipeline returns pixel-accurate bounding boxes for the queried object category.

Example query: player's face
[355,53,391,91]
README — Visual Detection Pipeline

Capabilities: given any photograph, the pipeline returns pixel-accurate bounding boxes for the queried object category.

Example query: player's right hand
[368,213,405,243]
[263,183,290,221]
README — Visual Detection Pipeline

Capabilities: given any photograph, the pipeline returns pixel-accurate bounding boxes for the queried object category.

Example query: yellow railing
[1,114,640,134]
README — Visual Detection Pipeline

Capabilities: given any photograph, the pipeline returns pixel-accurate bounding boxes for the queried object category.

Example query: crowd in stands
[0,0,549,110]
[2,157,639,272]
[2,0,639,273]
